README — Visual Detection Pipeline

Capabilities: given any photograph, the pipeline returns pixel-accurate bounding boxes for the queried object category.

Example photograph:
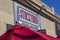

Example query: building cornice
[13,0,60,23]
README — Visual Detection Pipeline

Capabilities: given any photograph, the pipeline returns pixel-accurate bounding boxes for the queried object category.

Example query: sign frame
[14,2,41,30]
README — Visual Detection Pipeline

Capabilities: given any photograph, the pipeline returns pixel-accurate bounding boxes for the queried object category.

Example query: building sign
[14,2,41,30]
[18,6,38,25]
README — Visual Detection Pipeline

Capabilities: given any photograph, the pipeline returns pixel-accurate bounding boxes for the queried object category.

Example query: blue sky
[41,0,60,15]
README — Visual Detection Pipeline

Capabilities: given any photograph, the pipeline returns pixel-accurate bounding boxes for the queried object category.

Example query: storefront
[0,0,60,37]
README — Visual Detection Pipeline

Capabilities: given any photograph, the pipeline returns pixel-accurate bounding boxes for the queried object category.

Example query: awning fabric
[56,35,60,40]
[0,24,59,40]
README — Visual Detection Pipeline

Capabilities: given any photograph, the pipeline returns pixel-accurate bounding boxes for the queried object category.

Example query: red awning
[0,24,59,40]
[56,35,60,40]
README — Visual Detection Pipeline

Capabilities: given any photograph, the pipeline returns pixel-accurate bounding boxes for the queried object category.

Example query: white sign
[14,2,41,30]
[18,6,38,26]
